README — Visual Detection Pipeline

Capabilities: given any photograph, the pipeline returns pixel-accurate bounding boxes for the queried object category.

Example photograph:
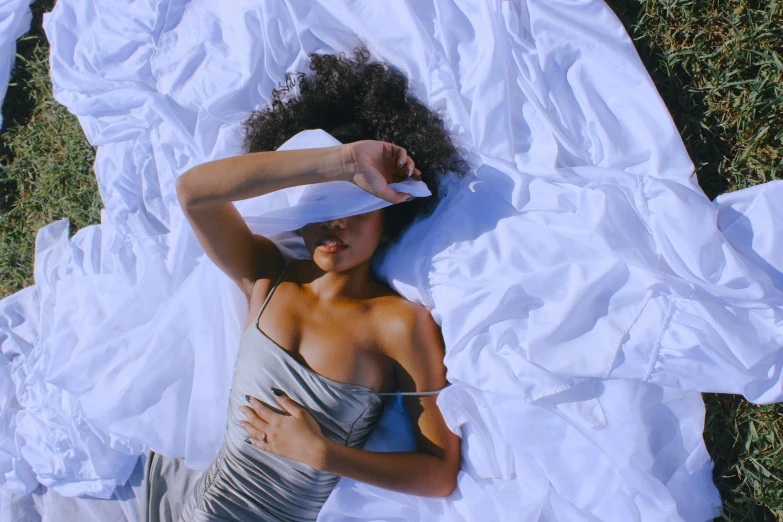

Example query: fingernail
[271,388,283,396]
[398,161,405,169]
[407,167,413,175]
[244,438,252,444]
[234,420,243,428]
[245,394,253,403]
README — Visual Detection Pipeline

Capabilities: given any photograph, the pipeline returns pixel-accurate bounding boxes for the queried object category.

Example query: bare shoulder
[371,294,419,334]
[246,253,294,308]
[371,293,445,374]
[242,235,286,302]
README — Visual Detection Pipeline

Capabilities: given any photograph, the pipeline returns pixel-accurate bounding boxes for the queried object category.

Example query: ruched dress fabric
[144,259,387,521]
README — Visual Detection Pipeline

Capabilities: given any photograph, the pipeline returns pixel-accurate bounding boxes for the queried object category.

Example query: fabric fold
[1,1,781,521]
[0,0,33,131]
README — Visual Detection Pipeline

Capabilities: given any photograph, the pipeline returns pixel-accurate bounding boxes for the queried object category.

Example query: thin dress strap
[370,383,452,396]
[255,258,450,397]
[255,259,290,324]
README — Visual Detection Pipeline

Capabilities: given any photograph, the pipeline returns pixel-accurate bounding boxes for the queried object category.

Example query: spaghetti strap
[367,383,453,396]
[255,259,290,324]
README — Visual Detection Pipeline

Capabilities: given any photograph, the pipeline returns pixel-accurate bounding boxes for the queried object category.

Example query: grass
[609,0,782,200]
[0,0,99,297]
[607,2,783,520]
[1,0,781,520]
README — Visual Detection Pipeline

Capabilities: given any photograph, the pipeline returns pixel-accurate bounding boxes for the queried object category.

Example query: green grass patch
[0,0,100,297]
[607,1,783,519]
[609,0,783,200]
[1,1,782,519]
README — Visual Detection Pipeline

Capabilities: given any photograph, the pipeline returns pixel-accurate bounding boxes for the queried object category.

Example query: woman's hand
[340,140,422,205]
[238,393,328,470]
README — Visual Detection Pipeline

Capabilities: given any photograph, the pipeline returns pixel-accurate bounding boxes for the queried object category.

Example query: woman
[139,45,471,522]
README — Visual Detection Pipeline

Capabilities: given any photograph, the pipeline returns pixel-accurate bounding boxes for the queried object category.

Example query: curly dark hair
[240,44,472,247]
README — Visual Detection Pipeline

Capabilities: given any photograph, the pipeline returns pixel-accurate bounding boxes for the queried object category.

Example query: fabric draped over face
[237,129,433,260]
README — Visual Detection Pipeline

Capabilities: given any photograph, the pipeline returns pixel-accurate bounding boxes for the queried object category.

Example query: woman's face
[300,209,384,271]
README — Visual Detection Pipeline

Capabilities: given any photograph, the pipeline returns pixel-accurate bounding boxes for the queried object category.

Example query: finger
[239,407,269,434]
[407,161,416,177]
[372,182,412,205]
[394,189,414,204]
[273,394,300,418]
[241,400,270,425]
[395,148,408,171]
[249,394,288,416]
[393,162,409,182]
[239,418,269,443]
[399,157,414,177]
[394,158,416,180]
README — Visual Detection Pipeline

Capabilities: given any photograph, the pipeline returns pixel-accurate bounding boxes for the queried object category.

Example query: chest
[244,285,393,393]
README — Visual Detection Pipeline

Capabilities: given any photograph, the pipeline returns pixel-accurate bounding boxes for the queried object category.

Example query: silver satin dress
[138,259,448,522]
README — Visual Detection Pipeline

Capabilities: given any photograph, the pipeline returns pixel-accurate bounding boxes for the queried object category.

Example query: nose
[321,217,346,229]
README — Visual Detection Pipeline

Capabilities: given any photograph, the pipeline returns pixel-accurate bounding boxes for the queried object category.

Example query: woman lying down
[139,46,472,522]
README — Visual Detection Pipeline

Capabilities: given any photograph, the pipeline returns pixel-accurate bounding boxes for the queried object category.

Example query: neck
[298,259,377,301]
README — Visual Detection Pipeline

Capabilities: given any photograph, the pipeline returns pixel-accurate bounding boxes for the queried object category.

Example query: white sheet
[0,0,33,130]
[2,0,782,521]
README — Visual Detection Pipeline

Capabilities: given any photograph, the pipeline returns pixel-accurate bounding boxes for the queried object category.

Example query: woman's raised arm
[176,145,350,209]
[176,145,354,297]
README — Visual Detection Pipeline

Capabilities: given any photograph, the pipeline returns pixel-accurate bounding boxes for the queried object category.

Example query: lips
[316,236,348,247]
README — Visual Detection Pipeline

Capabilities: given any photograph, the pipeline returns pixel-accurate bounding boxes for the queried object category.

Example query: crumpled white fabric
[1,0,782,521]
[0,0,33,130]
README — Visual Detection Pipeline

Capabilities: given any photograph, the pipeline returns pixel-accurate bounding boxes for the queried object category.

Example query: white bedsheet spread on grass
[2,1,782,521]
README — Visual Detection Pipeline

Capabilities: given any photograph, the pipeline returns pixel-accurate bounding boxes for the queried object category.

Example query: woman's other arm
[239,299,460,496]
[317,306,461,497]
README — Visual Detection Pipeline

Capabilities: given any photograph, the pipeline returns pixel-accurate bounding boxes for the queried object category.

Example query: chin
[312,257,337,271]
[312,251,347,270]
[312,249,372,271]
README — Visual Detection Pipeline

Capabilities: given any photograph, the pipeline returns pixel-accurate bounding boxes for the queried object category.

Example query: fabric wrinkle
[154,256,392,521]
[3,1,783,521]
